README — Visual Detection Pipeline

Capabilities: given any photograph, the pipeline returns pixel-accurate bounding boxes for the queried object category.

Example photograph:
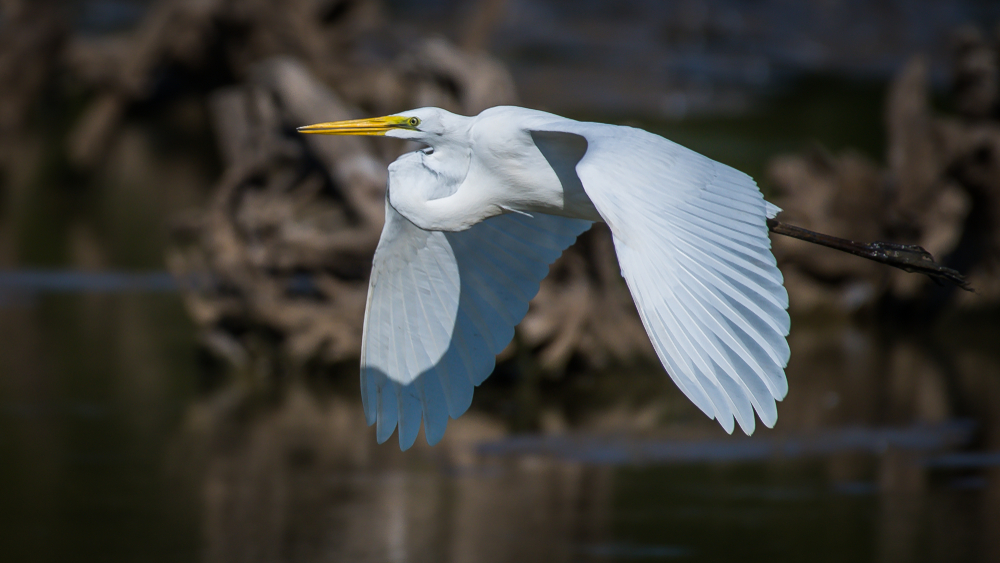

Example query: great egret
[296,106,790,449]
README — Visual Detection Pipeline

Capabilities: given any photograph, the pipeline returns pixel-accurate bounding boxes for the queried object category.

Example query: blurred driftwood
[768,25,1000,314]
[18,0,993,378]
[65,0,384,168]
[0,0,65,135]
[170,49,646,369]
[118,0,647,371]
[0,0,647,372]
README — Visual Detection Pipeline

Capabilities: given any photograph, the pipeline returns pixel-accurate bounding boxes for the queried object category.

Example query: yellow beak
[297,115,416,136]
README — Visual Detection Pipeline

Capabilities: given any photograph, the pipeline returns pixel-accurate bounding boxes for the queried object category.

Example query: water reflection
[181,384,615,563]
[0,291,200,563]
[175,312,1000,563]
[2,290,1000,562]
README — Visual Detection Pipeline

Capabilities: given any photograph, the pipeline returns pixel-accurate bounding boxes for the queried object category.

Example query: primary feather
[536,119,790,434]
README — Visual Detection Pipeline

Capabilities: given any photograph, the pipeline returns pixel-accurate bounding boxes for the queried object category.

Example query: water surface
[2,287,999,563]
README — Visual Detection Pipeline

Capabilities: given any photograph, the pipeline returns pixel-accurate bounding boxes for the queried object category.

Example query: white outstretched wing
[362,200,591,449]
[535,121,790,435]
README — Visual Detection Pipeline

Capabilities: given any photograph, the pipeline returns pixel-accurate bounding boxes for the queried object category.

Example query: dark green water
[2,291,998,563]
[0,293,201,562]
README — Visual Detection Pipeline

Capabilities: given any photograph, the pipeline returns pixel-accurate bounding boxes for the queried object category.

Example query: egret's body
[300,106,790,450]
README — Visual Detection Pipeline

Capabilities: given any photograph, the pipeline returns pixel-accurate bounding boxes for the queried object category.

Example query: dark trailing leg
[766,219,972,291]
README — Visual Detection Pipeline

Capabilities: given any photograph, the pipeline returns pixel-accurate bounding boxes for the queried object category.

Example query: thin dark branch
[766,218,973,291]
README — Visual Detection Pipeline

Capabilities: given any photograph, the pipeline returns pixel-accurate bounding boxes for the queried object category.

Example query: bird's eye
[408,117,420,127]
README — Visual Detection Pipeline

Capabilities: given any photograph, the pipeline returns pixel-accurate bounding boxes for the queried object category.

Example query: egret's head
[297,107,467,146]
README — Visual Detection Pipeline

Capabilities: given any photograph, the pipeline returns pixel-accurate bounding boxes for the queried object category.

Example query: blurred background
[2,0,1000,561]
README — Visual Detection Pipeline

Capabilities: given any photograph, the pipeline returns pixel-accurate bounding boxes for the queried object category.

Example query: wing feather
[535,120,790,435]
[361,199,590,448]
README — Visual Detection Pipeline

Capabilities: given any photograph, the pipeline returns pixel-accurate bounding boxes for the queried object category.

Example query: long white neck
[387,142,503,232]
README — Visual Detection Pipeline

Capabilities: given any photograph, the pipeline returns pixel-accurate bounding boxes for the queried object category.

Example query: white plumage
[361,204,590,449]
[299,106,790,449]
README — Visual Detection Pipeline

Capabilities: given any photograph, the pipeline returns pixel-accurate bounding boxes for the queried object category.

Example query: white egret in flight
[298,106,962,450]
